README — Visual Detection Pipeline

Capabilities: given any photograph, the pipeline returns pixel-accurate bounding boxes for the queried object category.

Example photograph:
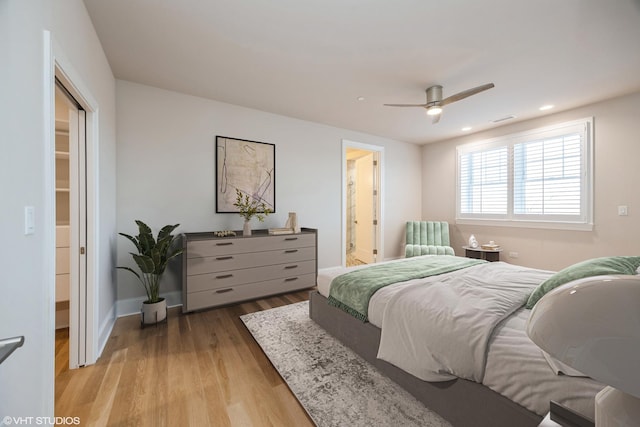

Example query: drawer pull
[284,249,298,253]
[284,237,298,241]
[216,256,233,260]
[216,242,234,246]
[216,274,233,279]
[284,277,298,282]
[284,265,298,269]
[215,288,233,294]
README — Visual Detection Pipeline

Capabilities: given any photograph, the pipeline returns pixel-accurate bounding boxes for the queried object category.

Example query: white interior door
[56,83,87,368]
[354,153,374,264]
[69,107,87,368]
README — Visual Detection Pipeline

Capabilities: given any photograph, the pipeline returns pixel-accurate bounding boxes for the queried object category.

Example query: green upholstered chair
[405,221,455,257]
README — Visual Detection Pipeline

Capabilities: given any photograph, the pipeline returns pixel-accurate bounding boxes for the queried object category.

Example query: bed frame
[308,290,542,427]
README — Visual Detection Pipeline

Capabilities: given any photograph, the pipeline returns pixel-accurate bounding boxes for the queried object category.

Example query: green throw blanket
[328,256,486,321]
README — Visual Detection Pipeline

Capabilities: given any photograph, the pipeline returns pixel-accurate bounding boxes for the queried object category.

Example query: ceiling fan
[384,83,495,124]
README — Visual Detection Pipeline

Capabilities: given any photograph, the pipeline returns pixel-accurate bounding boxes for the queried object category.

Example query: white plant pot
[141,298,167,325]
[243,220,252,236]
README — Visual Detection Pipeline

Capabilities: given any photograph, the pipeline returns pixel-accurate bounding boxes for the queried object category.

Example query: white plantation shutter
[513,131,582,218]
[457,118,592,229]
[459,146,508,216]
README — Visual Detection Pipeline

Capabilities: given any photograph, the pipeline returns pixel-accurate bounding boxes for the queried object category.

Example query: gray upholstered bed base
[308,290,542,427]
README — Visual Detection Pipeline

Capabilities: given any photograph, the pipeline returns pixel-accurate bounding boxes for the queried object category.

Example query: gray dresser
[181,228,317,313]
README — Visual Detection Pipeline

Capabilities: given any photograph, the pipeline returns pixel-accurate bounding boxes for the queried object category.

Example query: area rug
[240,301,451,427]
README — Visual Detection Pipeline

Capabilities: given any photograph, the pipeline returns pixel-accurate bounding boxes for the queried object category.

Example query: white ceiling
[83,0,640,145]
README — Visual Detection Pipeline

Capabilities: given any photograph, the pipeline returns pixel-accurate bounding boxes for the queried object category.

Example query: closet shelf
[55,151,70,159]
[55,119,69,132]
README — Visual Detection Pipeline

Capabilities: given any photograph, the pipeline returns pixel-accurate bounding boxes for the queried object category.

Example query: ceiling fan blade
[383,103,429,107]
[441,83,494,106]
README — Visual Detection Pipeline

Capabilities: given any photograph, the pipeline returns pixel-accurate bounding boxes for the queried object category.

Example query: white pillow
[541,351,589,377]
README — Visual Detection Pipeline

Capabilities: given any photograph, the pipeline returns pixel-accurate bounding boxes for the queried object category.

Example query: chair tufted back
[405,221,455,257]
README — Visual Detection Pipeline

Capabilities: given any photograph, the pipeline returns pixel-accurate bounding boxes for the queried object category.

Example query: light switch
[24,206,35,235]
[618,205,628,216]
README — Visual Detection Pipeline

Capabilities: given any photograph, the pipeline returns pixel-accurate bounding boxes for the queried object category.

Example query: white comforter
[376,262,550,382]
[316,258,605,417]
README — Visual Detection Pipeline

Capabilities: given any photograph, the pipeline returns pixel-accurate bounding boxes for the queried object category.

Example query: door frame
[341,140,384,267]
[45,33,99,367]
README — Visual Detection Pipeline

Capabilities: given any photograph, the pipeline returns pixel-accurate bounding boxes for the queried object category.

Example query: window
[457,118,593,230]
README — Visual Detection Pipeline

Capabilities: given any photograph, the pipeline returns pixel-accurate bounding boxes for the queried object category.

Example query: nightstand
[538,401,594,427]
[539,413,561,426]
[462,246,502,262]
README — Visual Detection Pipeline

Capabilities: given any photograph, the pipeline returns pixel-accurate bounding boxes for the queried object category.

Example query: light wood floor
[55,290,315,427]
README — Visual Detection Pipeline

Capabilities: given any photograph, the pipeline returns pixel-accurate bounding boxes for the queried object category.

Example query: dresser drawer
[187,246,315,275]
[186,260,316,293]
[185,273,316,311]
[186,233,315,258]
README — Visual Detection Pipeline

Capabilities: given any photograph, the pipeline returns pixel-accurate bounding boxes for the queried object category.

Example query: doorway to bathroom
[342,140,383,267]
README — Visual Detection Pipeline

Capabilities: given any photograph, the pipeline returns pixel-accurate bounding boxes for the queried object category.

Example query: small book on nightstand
[480,244,501,250]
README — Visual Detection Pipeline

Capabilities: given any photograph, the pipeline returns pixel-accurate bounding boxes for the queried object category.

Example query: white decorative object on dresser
[181,228,317,312]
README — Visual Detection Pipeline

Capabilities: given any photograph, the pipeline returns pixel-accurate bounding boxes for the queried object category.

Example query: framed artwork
[215,136,275,213]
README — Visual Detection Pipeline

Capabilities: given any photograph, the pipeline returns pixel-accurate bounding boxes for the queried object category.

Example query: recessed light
[462,126,472,132]
[357,96,365,101]
[539,104,554,111]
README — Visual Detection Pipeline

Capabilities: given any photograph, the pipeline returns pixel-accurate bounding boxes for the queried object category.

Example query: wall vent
[491,115,516,123]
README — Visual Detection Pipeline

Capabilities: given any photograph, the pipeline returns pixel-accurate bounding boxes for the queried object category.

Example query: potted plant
[234,189,272,236]
[117,220,183,325]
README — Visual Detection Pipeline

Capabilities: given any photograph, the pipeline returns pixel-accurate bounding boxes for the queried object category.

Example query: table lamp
[526,274,640,426]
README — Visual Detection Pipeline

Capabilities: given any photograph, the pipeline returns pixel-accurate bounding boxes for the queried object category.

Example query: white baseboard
[98,304,116,358]
[116,291,183,318]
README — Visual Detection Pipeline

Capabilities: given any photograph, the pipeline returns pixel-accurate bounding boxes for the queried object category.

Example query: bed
[309,255,606,427]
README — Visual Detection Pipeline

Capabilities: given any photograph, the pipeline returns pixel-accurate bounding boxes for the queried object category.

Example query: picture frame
[215,136,276,213]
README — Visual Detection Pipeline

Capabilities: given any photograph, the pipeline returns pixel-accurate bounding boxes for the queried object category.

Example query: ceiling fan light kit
[384,83,495,124]
[426,105,442,116]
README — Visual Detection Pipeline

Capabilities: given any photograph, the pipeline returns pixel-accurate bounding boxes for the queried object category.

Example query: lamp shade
[526,274,640,398]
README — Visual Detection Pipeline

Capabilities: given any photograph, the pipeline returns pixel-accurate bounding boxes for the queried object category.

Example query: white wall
[52,0,118,364]
[115,80,422,309]
[422,91,640,271]
[0,0,116,419]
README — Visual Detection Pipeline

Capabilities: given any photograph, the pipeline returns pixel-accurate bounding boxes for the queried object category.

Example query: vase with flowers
[233,189,272,236]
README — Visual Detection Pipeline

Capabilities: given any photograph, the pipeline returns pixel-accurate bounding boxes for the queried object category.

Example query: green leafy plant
[117,220,183,303]
[233,189,272,222]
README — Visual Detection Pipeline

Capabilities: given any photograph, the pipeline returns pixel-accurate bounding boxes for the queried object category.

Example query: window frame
[456,118,594,231]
